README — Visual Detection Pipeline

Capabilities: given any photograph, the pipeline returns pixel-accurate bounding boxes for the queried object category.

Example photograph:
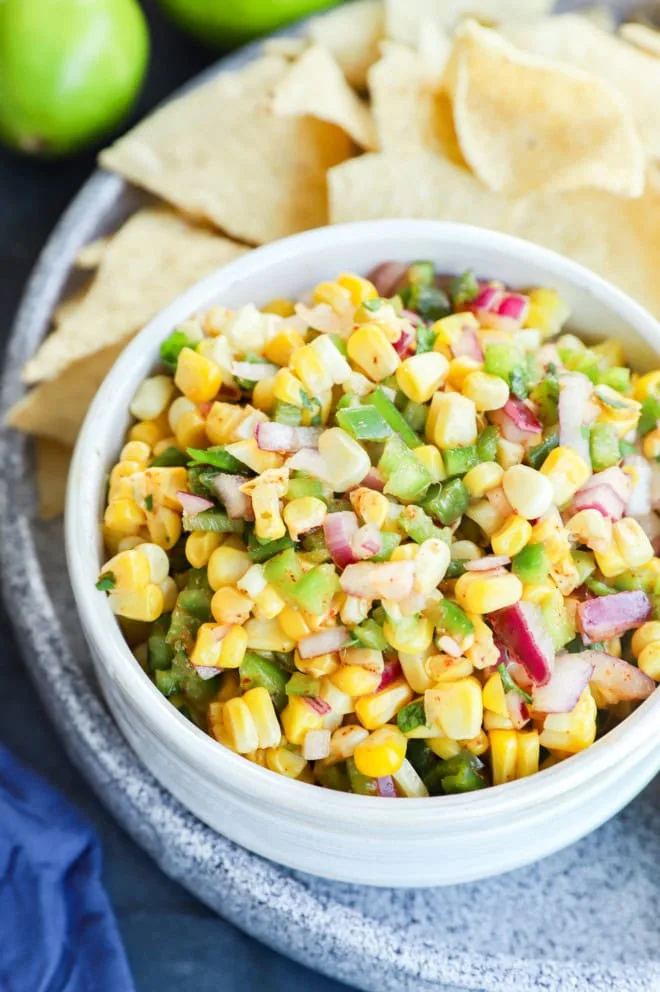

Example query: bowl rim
[66,219,660,827]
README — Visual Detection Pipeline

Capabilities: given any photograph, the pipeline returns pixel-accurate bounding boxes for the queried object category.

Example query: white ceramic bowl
[67,220,660,887]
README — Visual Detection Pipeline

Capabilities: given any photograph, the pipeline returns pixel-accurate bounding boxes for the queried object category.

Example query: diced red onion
[495,293,530,329]
[351,523,382,560]
[490,397,542,443]
[235,410,265,440]
[359,467,385,491]
[286,448,331,482]
[505,692,530,730]
[324,511,359,568]
[506,660,534,690]
[212,474,254,519]
[192,665,221,680]
[587,650,655,703]
[531,651,595,713]
[471,289,530,332]
[437,635,463,657]
[232,361,279,382]
[450,327,483,361]
[591,467,630,504]
[298,626,349,659]
[572,483,624,520]
[577,590,651,643]
[624,454,652,517]
[376,776,398,797]
[176,490,214,515]
[295,302,342,333]
[377,659,403,691]
[256,422,323,452]
[340,561,415,602]
[393,323,416,358]
[490,602,555,686]
[303,696,332,716]
[558,372,592,466]
[302,729,331,760]
[468,285,502,321]
[367,261,407,297]
[464,555,511,572]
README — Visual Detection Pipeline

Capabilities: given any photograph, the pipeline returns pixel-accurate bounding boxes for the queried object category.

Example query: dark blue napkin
[0,744,134,992]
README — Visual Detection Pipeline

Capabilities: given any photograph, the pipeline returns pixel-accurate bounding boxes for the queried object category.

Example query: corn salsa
[97,262,659,797]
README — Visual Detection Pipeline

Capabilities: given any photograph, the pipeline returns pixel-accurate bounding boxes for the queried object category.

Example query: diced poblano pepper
[290,564,339,615]
[336,404,394,441]
[239,652,288,711]
[422,478,469,526]
[427,598,474,639]
[589,423,621,472]
[443,445,479,478]
[511,543,550,584]
[263,548,303,599]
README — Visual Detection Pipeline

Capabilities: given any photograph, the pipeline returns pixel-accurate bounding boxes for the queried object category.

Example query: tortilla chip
[307,0,385,90]
[100,56,354,247]
[447,21,645,198]
[75,236,110,270]
[271,44,377,150]
[8,343,124,447]
[368,42,462,163]
[22,208,247,385]
[620,22,660,58]
[502,16,660,159]
[385,0,553,46]
[261,36,309,60]
[578,5,615,32]
[328,152,660,319]
[35,438,72,520]
[52,287,89,326]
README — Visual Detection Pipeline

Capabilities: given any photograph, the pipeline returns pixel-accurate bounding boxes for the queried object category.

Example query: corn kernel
[186,531,222,568]
[174,409,206,449]
[565,509,612,555]
[464,499,508,538]
[461,729,490,756]
[104,498,145,536]
[425,654,473,683]
[428,392,477,449]
[466,616,499,670]
[312,280,353,313]
[446,357,482,391]
[491,514,532,557]
[174,348,222,403]
[515,731,540,778]
[294,650,339,678]
[464,461,503,498]
[223,697,259,754]
[524,288,570,339]
[631,620,660,658]
[262,297,296,318]
[496,437,525,470]
[634,370,660,402]
[348,488,388,528]
[613,517,654,569]
[211,587,254,625]
[489,729,518,785]
[337,272,378,305]
[414,538,451,594]
[280,695,326,745]
[594,543,628,578]
[242,686,282,749]
[332,665,381,697]
[145,506,181,549]
[252,377,277,412]
[483,710,515,731]
[207,546,251,590]
[428,736,461,759]
[454,571,522,614]
[130,375,175,421]
[638,642,660,681]
[245,617,295,653]
[482,672,508,718]
[539,688,597,753]
[290,343,335,394]
[347,324,401,382]
[191,623,227,669]
[252,585,286,620]
[399,651,434,693]
[414,444,446,483]
[263,328,304,366]
[432,312,479,350]
[129,410,171,447]
[283,497,327,541]
[101,548,150,590]
[502,465,554,520]
[643,428,660,460]
[354,679,414,730]
[462,371,509,411]
[318,427,370,492]
[425,677,483,740]
[219,625,248,669]
[279,605,312,642]
[540,446,591,507]
[266,747,308,778]
[390,543,418,562]
[327,724,369,762]
[119,440,151,464]
[224,439,282,474]
[108,584,164,623]
[396,352,449,404]
[354,726,407,778]
[383,616,433,654]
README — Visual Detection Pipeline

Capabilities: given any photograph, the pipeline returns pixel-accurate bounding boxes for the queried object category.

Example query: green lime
[0,0,149,157]
[157,0,342,47]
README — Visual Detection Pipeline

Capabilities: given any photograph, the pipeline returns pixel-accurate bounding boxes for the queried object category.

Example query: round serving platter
[1,13,659,992]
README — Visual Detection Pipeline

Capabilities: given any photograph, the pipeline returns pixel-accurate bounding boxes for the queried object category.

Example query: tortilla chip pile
[9,0,660,518]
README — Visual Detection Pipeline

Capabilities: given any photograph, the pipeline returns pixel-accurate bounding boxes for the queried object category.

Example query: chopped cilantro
[95,572,116,592]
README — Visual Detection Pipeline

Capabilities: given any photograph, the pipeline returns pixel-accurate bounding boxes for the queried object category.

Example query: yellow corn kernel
[549,554,582,596]
[145,506,181,549]
[565,509,612,555]
[454,571,522,614]
[186,531,222,569]
[634,370,660,402]
[432,312,479,351]
[129,411,171,447]
[318,427,370,492]
[262,328,304,366]
[119,440,151,464]
[312,280,353,313]
[425,654,473,683]
[283,497,327,541]
[414,444,446,483]
[252,585,286,620]
[463,461,503,498]
[191,623,226,669]
[446,357,482,392]
[396,352,449,404]
[483,710,515,731]
[159,576,178,612]
[496,437,525,470]
[353,726,407,778]
[290,343,335,394]
[278,605,312,643]
[337,272,378,305]
[225,439,282,474]
[462,370,509,411]
[211,587,254,625]
[205,402,244,445]
[594,543,628,578]
[613,517,654,569]
[242,686,282,749]
[521,581,554,605]
[540,446,591,507]
[524,288,570,339]
[173,409,206,449]
[539,688,597,754]
[347,324,400,382]
[638,642,660,681]
[482,672,508,718]
[502,465,554,521]
[129,375,175,421]
[643,428,660,460]
[631,620,660,659]
[428,736,462,759]
[152,436,181,457]
[266,746,308,778]
[491,515,532,557]
[347,488,387,528]
[465,616,499,670]
[280,695,326,745]
[143,466,188,511]
[174,348,222,404]
[530,510,570,564]
[294,649,339,678]
[262,297,296,318]
[223,697,259,754]
[328,724,369,762]
[108,584,164,623]
[273,367,305,407]
[383,617,433,654]
[244,617,295,653]
[247,484,284,542]
[249,377,275,414]
[425,677,483,740]
[461,729,490,757]
[332,664,381,697]
[428,391,477,449]
[489,729,518,785]
[399,651,434,693]
[390,543,419,562]
[516,731,540,778]
[414,538,451,594]
[217,625,247,669]
[101,548,150,590]
[104,498,145,536]
[207,546,251,590]
[354,679,414,730]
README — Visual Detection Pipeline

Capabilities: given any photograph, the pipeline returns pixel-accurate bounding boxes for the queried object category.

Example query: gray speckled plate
[1,13,659,992]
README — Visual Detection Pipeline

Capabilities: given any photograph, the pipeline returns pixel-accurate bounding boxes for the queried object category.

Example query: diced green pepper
[397,700,427,734]
[400,505,437,544]
[415,324,437,354]
[187,446,245,473]
[368,531,402,561]
[336,404,394,441]
[612,571,647,592]
[443,445,479,478]
[445,559,466,579]
[539,588,575,649]
[597,366,631,393]
[380,436,431,501]
[589,423,621,471]
[401,400,428,433]
[619,439,638,458]
[584,577,615,597]
[239,652,288,711]
[273,401,303,426]
[155,667,182,697]
[497,663,532,703]
[422,478,469,526]
[148,634,174,672]
[638,393,660,436]
[182,510,244,534]
[571,550,595,586]
[476,425,499,463]
[286,672,322,697]
[160,328,199,373]
[427,598,474,639]
[346,757,381,796]
[300,529,331,564]
[511,543,550,584]
[406,260,435,288]
[558,348,600,382]
[366,388,422,448]
[484,344,528,398]
[405,740,437,781]
[449,269,479,307]
[290,564,339,615]
[441,760,487,794]
[247,530,295,563]
[329,333,348,357]
[149,446,189,468]
[412,286,452,322]
[529,376,559,426]
[263,548,304,600]
[352,618,388,651]
[316,761,351,792]
[527,430,559,470]
[177,585,213,621]
[286,473,329,502]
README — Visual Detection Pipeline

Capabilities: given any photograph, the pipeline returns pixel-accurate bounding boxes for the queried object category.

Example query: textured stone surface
[1,10,658,992]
